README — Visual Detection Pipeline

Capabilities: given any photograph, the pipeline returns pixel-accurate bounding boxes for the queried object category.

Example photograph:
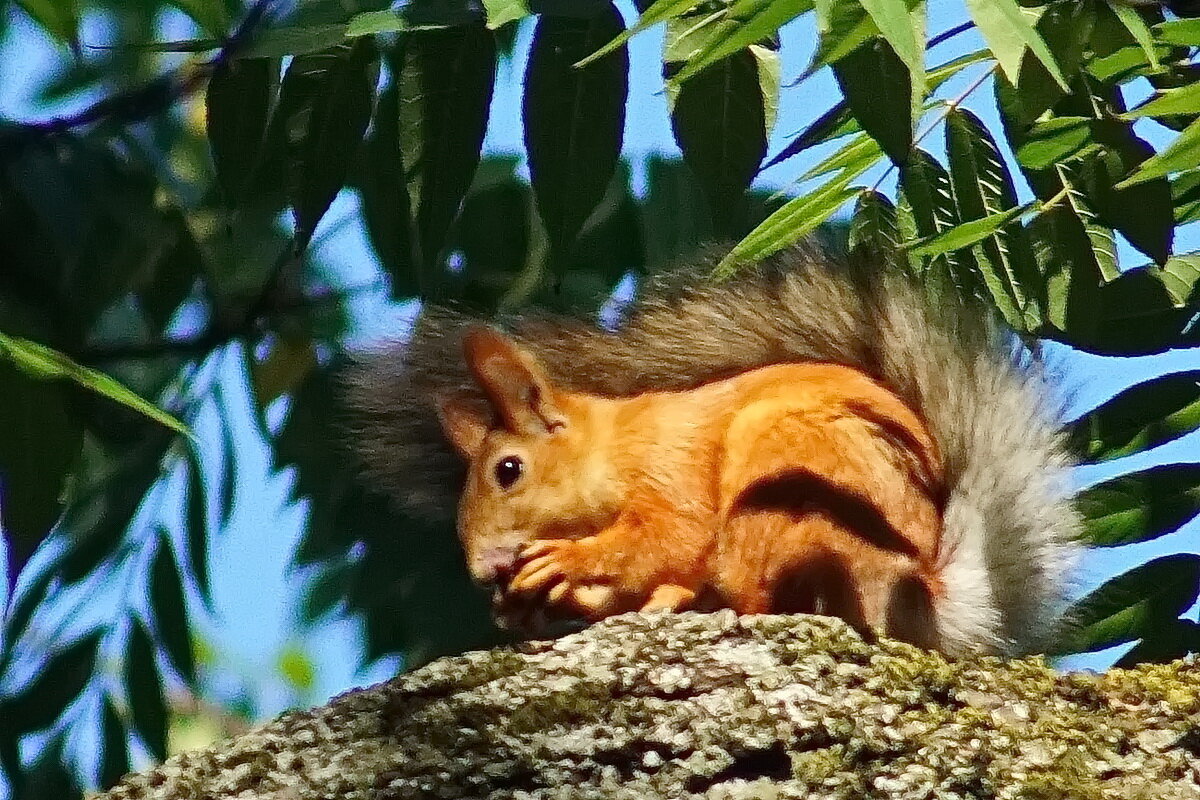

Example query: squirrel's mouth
[490,588,587,639]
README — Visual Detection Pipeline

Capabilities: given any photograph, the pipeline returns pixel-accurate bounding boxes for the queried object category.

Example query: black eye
[494,456,524,489]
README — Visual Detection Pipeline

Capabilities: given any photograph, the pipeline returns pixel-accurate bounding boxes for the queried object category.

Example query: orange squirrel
[348,242,1081,657]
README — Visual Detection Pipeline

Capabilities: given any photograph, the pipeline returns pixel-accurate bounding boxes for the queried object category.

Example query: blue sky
[2,0,1199,734]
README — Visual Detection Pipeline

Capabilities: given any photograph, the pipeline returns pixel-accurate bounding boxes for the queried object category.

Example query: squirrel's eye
[494,456,524,489]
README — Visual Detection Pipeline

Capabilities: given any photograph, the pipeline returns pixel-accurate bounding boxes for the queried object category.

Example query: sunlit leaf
[1058,554,1200,654]
[576,0,701,67]
[1014,117,1094,171]
[671,0,814,85]
[963,0,1067,90]
[946,107,1039,326]
[1069,371,1200,463]
[1106,0,1160,72]
[809,0,878,73]
[857,0,925,104]
[277,643,317,692]
[1127,83,1200,120]
[0,334,188,436]
[482,0,531,29]
[906,205,1029,260]
[847,189,900,259]
[1078,464,1200,547]
[714,179,857,277]
[1118,116,1200,188]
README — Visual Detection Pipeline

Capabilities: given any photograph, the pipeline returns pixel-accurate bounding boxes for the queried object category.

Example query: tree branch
[99,613,1200,800]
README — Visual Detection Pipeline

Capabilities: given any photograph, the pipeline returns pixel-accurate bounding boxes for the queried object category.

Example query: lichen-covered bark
[102,612,1200,800]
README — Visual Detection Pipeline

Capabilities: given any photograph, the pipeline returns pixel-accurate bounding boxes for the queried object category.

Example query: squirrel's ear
[436,393,490,460]
[461,326,565,435]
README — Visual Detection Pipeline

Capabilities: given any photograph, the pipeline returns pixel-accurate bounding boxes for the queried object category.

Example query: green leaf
[900,149,974,298]
[0,365,82,574]
[1046,258,1200,356]
[99,697,130,789]
[1014,117,1095,172]
[0,334,189,436]
[276,643,317,692]
[1173,170,1200,224]
[576,0,701,67]
[906,205,1029,259]
[525,5,629,261]
[4,630,101,736]
[1069,371,1200,463]
[482,0,531,29]
[1155,17,1200,47]
[399,25,497,282]
[668,39,772,231]
[946,107,1039,326]
[1088,120,1174,264]
[1127,83,1200,120]
[1118,116,1200,188]
[1077,464,1200,547]
[1106,0,1160,72]
[857,0,925,104]
[277,39,378,243]
[713,178,857,278]
[150,530,196,685]
[206,57,279,205]
[832,37,914,163]
[764,103,854,170]
[800,133,885,182]
[16,0,78,43]
[359,75,413,293]
[671,0,814,85]
[59,431,173,584]
[1013,2,1093,121]
[184,448,212,609]
[809,0,878,72]
[124,619,168,760]
[1114,618,1200,667]
[963,0,1067,91]
[1059,554,1200,654]
[847,189,900,259]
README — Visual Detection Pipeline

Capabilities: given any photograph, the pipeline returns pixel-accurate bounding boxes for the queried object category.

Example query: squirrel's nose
[473,542,522,586]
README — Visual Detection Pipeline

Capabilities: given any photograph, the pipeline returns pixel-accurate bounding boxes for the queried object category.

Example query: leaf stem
[928,20,975,50]
[871,62,999,191]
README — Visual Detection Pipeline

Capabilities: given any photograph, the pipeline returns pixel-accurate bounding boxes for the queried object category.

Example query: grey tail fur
[344,240,1081,657]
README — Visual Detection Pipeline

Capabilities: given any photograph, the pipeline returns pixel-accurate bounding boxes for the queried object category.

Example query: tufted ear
[435,393,489,460]
[461,327,565,436]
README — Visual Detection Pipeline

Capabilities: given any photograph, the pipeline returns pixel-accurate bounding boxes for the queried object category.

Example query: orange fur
[442,328,945,647]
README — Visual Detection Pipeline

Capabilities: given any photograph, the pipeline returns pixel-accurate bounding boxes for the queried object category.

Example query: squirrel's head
[437,327,618,589]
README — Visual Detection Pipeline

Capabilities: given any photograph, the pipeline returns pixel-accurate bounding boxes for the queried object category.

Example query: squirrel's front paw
[508,539,615,618]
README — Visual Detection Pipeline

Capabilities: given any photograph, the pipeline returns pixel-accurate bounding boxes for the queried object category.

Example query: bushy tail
[344,241,1081,656]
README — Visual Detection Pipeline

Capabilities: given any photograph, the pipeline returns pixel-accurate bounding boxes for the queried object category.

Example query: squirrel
[346,241,1082,657]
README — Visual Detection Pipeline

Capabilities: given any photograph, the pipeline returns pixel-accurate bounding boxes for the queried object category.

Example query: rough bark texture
[101,612,1200,800]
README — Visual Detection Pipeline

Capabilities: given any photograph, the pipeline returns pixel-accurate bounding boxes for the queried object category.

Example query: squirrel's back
[346,241,1081,657]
